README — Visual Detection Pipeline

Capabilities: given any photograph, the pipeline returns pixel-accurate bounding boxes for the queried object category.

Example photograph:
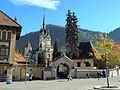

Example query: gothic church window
[48,54,50,57]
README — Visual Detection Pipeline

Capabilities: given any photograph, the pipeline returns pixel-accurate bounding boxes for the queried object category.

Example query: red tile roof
[0,10,21,27]
[15,51,26,62]
[0,10,22,40]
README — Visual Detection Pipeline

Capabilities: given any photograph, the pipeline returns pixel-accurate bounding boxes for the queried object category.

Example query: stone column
[6,65,13,84]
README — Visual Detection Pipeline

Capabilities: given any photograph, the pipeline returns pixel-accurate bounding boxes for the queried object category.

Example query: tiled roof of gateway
[15,51,26,62]
[0,10,21,27]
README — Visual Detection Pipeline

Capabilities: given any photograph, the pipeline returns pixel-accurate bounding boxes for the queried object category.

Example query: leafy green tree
[52,39,61,60]
[38,51,46,67]
[65,10,79,59]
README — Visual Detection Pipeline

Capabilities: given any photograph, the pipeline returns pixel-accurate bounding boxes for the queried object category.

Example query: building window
[77,62,81,67]
[47,49,50,52]
[0,31,1,40]
[48,54,50,57]
[7,32,11,40]
[2,31,6,40]
[84,62,91,67]
[0,45,8,60]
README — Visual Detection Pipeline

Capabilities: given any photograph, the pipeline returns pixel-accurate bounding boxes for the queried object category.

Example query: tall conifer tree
[65,10,79,59]
[52,39,61,60]
[38,51,46,67]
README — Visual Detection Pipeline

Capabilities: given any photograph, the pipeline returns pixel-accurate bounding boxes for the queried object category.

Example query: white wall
[43,71,51,80]
[76,70,102,78]
[109,69,120,77]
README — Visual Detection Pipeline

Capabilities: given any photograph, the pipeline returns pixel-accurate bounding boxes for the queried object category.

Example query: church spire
[42,9,46,34]
[43,14,46,30]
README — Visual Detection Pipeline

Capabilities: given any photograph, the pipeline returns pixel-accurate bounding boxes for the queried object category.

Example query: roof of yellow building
[0,10,22,40]
[0,10,21,27]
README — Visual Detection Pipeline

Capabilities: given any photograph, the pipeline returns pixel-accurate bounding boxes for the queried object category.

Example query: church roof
[26,39,32,49]
[0,10,22,40]
[79,42,94,59]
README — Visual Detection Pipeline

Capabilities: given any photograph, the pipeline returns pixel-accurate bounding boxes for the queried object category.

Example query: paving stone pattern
[0,76,120,90]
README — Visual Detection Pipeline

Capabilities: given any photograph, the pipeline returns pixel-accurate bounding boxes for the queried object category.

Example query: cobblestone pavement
[0,76,120,90]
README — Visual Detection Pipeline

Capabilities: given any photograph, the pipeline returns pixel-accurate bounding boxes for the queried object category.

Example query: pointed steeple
[42,9,46,34]
[14,17,17,22]
[43,14,45,30]
[26,39,32,51]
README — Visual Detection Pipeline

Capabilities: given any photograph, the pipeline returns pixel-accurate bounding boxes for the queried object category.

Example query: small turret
[24,39,32,56]
[14,17,17,22]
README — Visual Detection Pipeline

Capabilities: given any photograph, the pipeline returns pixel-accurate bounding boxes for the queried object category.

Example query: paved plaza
[0,76,120,90]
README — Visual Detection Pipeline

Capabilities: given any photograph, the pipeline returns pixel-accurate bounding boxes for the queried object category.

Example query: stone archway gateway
[57,63,70,79]
[52,55,75,79]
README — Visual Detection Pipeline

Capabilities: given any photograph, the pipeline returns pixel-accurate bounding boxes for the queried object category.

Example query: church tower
[24,39,32,56]
[39,14,52,67]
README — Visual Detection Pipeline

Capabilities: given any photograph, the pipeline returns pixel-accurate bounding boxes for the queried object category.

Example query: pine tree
[52,39,61,60]
[65,10,79,59]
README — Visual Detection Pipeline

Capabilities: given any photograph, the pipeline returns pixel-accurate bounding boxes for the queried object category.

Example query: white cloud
[10,0,60,10]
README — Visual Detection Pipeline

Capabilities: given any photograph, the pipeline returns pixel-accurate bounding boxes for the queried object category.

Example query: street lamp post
[105,58,109,88]
[25,54,29,84]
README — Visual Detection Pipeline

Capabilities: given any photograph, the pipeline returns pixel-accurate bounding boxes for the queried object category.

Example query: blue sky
[0,0,120,35]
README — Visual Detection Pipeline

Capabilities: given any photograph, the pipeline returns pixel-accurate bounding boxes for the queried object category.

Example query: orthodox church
[25,14,53,67]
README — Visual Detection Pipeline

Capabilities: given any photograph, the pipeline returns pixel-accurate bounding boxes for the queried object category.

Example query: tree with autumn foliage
[108,44,120,68]
[95,33,115,88]
[94,33,114,68]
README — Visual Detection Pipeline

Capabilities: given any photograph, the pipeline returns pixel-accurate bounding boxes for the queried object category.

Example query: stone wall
[32,67,44,79]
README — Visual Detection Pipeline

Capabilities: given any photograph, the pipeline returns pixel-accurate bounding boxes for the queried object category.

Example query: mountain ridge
[16,24,120,53]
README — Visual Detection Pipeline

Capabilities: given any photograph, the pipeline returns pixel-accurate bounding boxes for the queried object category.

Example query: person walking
[67,73,72,81]
[26,72,29,81]
[97,72,100,80]
[102,70,106,78]
[29,73,33,81]
[86,73,90,78]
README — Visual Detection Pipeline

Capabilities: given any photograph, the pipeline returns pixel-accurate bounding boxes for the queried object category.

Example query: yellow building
[0,10,22,81]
